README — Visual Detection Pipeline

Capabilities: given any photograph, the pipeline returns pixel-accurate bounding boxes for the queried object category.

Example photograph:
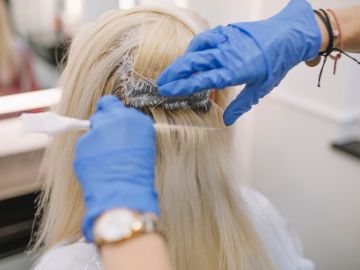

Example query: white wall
[82,0,118,23]
[188,0,360,269]
[10,0,119,41]
[251,96,360,270]
[10,0,56,37]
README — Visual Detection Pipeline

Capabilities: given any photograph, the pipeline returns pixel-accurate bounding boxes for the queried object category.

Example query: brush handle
[20,112,226,136]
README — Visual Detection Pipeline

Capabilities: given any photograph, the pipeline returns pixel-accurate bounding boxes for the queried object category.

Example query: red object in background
[0,41,42,120]
[0,41,39,97]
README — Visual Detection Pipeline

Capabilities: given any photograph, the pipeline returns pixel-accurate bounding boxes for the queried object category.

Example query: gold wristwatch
[93,208,158,246]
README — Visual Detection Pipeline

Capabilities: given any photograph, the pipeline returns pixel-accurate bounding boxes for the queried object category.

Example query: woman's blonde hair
[0,0,18,86]
[33,6,275,270]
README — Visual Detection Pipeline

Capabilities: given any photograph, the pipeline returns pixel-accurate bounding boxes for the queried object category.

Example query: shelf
[332,139,360,160]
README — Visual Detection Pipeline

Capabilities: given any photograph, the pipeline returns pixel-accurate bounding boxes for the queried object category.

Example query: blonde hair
[0,0,18,85]
[33,6,275,270]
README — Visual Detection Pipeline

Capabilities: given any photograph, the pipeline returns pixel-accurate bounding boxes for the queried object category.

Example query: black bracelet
[311,9,360,87]
[318,9,335,56]
[314,10,333,86]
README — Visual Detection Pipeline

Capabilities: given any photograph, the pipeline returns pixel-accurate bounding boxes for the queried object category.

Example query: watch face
[96,210,137,242]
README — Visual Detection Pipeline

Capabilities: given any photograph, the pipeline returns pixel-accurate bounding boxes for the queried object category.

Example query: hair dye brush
[20,112,227,136]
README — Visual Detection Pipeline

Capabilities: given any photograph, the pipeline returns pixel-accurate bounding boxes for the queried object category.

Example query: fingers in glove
[157,49,223,87]
[159,68,232,96]
[187,27,226,52]
[223,85,262,126]
[96,95,124,112]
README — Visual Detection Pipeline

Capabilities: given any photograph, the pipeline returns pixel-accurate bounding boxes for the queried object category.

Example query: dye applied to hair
[113,57,211,111]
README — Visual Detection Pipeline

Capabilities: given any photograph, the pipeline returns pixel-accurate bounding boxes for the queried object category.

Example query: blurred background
[0,0,359,269]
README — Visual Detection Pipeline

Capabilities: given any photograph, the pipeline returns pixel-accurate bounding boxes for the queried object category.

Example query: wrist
[334,6,360,52]
[315,9,344,53]
[82,186,159,242]
[93,208,159,246]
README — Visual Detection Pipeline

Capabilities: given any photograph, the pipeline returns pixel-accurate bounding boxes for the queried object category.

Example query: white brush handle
[20,112,90,135]
[20,112,227,136]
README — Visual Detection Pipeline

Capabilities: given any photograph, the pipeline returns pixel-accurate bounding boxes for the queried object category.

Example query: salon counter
[0,89,59,200]
[0,118,46,200]
[0,117,47,158]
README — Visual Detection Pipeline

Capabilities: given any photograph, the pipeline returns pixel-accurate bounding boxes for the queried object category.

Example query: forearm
[100,234,173,270]
[317,5,360,53]
[336,6,360,52]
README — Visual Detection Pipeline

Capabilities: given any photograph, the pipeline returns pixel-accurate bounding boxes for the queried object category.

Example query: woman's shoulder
[32,189,314,270]
[241,187,315,270]
[241,187,287,223]
[32,240,101,270]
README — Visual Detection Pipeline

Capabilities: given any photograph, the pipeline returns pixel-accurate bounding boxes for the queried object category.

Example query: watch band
[93,208,159,246]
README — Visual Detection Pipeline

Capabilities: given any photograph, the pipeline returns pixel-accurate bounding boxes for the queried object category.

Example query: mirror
[0,0,123,97]
[0,0,122,118]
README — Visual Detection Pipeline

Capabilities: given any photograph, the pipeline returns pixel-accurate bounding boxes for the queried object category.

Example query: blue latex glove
[73,95,158,242]
[157,0,322,125]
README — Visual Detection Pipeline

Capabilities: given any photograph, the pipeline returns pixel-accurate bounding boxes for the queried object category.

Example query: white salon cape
[33,188,315,270]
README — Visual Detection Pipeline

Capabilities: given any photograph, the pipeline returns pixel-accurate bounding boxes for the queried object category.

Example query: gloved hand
[157,0,322,125]
[73,95,158,242]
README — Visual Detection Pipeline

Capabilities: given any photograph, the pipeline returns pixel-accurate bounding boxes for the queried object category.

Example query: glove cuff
[277,0,322,61]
